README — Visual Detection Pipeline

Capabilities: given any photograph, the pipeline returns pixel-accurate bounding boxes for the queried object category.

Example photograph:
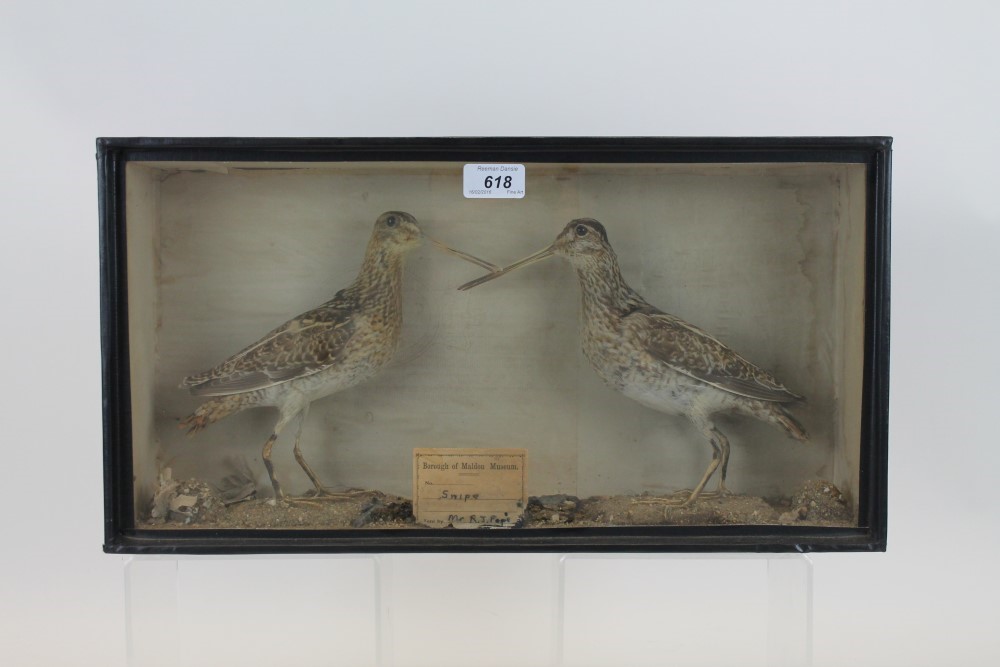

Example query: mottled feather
[628,307,801,403]
[458,216,807,504]
[181,290,360,397]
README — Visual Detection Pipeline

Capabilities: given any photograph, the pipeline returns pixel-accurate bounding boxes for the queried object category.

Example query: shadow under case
[99,137,890,554]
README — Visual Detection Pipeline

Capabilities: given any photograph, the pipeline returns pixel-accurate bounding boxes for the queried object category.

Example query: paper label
[413,448,527,527]
[463,164,525,198]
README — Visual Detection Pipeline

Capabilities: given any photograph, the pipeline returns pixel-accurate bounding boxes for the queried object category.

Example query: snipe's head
[458,218,614,290]
[550,219,613,263]
[369,211,499,271]
[372,211,423,253]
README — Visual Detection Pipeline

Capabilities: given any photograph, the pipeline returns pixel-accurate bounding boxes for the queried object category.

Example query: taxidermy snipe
[459,218,807,505]
[181,211,498,501]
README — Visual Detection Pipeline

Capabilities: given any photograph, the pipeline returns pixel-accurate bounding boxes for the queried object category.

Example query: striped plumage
[460,218,807,505]
[181,211,495,501]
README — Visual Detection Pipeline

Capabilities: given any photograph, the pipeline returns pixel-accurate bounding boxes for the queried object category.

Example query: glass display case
[99,137,890,553]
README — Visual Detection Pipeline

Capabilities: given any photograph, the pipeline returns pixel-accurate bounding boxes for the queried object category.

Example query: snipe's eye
[575,224,588,237]
[385,216,397,228]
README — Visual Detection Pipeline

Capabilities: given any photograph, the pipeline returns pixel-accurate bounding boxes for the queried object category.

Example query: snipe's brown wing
[626,309,802,403]
[181,292,360,396]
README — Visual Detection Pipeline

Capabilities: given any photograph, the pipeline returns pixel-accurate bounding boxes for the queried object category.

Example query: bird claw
[632,488,724,508]
[292,487,369,501]
[631,494,689,507]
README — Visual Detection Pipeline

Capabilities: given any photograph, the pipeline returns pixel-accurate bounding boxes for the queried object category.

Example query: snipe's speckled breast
[578,289,743,419]
[307,279,404,400]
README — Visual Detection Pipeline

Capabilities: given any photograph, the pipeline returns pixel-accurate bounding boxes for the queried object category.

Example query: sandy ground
[138,478,853,530]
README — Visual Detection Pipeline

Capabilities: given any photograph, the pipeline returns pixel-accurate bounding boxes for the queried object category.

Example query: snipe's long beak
[428,237,501,273]
[458,245,556,290]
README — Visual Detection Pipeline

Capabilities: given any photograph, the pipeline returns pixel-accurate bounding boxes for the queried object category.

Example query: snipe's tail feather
[179,394,253,435]
[773,406,808,442]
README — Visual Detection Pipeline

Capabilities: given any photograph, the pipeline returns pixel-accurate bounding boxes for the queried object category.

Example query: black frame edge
[99,136,892,554]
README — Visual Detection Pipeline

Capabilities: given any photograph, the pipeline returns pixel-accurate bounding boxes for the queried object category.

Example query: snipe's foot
[632,489,706,507]
[632,487,733,508]
[289,487,370,502]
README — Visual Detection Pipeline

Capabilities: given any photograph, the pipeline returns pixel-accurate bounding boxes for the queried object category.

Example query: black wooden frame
[99,137,890,554]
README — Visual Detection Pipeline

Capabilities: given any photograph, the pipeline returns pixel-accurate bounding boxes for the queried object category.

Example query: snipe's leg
[288,404,365,501]
[262,403,305,502]
[262,432,283,501]
[660,421,727,507]
[675,439,722,507]
[291,403,324,491]
[633,422,727,508]
[714,427,732,496]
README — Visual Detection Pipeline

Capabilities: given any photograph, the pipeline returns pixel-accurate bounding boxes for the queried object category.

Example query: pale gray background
[1,2,997,666]
[130,162,863,508]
